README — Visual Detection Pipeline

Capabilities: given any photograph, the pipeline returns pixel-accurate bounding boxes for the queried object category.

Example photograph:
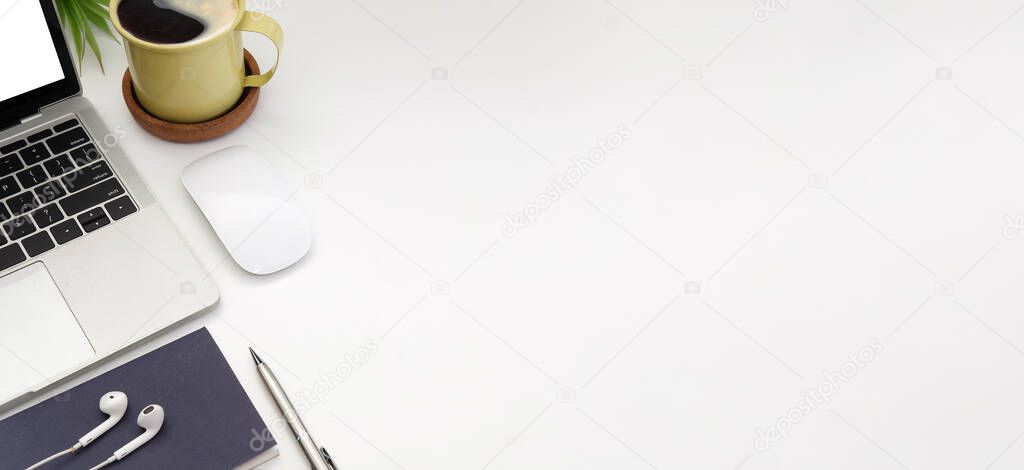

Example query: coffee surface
[118,0,237,45]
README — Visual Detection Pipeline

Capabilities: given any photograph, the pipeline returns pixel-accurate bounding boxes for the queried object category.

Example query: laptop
[0,0,218,410]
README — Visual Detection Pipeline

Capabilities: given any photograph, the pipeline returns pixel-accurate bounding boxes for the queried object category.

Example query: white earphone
[24,393,164,470]
[78,392,129,447]
[87,404,165,470]
[25,391,128,470]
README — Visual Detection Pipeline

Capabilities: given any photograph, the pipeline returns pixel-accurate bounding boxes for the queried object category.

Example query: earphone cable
[86,456,117,470]
[24,443,81,470]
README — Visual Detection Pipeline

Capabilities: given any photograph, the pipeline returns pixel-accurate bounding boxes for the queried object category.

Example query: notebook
[0,327,278,469]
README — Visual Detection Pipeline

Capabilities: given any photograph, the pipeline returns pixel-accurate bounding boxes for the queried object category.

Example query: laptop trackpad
[0,263,94,401]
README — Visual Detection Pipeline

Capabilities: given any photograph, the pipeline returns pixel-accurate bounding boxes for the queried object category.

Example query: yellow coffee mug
[110,0,283,124]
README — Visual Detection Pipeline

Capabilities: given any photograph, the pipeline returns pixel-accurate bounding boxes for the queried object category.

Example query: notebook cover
[0,327,277,469]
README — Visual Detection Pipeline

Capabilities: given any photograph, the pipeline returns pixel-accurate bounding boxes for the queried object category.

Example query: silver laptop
[0,0,218,409]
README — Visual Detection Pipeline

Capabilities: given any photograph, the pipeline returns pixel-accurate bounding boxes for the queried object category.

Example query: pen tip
[320,447,335,467]
[249,347,263,365]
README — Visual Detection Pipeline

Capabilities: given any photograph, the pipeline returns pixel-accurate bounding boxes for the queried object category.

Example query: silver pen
[250,347,336,470]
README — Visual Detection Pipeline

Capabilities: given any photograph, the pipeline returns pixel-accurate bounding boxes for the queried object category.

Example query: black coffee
[117,0,206,44]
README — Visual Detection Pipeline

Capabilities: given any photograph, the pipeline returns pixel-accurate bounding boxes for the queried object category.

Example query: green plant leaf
[79,5,119,50]
[78,0,119,43]
[69,0,106,74]
[56,0,70,25]
[56,0,119,74]
[63,1,86,69]
[81,26,106,74]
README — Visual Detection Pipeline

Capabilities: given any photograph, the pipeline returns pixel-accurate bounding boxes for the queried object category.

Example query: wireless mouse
[182,146,311,275]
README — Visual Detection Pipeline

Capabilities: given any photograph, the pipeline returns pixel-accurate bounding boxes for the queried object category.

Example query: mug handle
[236,11,283,87]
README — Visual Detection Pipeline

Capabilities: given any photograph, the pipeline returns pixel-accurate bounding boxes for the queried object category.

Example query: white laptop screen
[0,0,65,103]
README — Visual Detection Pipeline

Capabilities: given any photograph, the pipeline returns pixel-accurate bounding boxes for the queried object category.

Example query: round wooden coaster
[122,49,261,143]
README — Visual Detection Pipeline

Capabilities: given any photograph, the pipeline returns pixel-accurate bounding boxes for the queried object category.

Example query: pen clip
[320,446,337,469]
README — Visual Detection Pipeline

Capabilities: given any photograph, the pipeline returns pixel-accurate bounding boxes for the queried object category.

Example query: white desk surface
[62,1,1024,468]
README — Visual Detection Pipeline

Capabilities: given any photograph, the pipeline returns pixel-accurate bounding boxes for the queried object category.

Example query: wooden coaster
[122,49,260,143]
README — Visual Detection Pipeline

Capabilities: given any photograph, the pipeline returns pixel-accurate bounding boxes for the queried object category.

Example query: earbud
[113,404,164,460]
[77,391,128,447]
[26,392,129,470]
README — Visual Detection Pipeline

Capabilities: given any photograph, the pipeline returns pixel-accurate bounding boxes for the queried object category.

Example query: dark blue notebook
[0,327,278,469]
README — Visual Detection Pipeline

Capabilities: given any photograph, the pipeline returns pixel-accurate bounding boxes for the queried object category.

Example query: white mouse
[182,146,312,275]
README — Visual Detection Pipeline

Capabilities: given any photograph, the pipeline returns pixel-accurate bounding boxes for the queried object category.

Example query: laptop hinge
[0,112,43,133]
[0,118,19,133]
[20,112,44,125]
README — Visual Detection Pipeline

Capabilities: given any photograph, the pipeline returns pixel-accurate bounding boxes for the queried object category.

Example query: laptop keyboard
[0,117,137,272]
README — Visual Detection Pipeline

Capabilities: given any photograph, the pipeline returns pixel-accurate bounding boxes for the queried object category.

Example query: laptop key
[16,165,48,188]
[46,128,89,155]
[3,216,36,240]
[53,119,79,133]
[32,204,64,229]
[0,155,23,177]
[78,208,110,232]
[0,176,18,199]
[34,181,66,203]
[105,196,137,221]
[0,205,10,222]
[63,161,113,192]
[8,191,38,216]
[22,232,55,257]
[43,155,75,177]
[27,129,53,143]
[19,143,50,165]
[59,178,125,216]
[51,219,83,245]
[69,144,102,165]
[0,140,26,155]
[0,244,26,271]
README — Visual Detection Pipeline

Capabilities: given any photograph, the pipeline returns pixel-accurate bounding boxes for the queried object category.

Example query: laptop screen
[0,0,78,128]
[0,0,65,103]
